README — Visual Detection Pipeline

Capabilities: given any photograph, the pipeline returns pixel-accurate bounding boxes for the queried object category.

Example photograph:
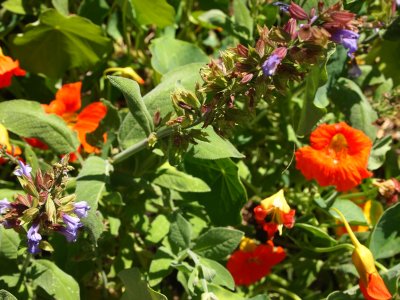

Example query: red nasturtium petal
[54,82,82,114]
[359,273,392,300]
[73,102,107,153]
[0,53,26,89]
[227,240,286,286]
[24,138,49,150]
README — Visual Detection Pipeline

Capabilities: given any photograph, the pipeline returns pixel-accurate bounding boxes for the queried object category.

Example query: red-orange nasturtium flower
[254,189,295,238]
[28,82,107,155]
[295,122,373,192]
[226,237,286,286]
[0,124,22,164]
[0,49,26,88]
[332,208,391,300]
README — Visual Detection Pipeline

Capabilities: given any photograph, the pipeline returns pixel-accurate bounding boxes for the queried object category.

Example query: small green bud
[21,207,39,224]
[45,196,57,223]
[59,194,76,205]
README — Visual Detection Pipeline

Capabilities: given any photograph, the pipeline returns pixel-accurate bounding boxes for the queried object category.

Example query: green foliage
[331,78,378,140]
[0,290,17,300]
[109,76,154,136]
[119,268,167,300]
[129,0,175,28]
[154,164,210,192]
[0,227,20,260]
[369,203,400,259]
[192,227,243,259]
[150,37,209,75]
[184,158,247,225]
[31,259,80,300]
[0,100,79,154]
[0,0,399,299]
[75,156,111,242]
[10,9,112,78]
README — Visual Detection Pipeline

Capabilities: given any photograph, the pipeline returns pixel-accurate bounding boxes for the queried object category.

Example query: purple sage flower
[262,47,287,76]
[0,198,12,214]
[273,2,289,12]
[27,223,42,254]
[74,201,90,218]
[62,213,83,232]
[330,29,359,57]
[59,228,79,242]
[13,160,32,178]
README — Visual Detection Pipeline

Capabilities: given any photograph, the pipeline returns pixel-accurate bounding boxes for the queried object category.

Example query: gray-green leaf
[31,260,80,300]
[0,100,79,154]
[75,156,111,243]
[108,76,154,136]
[119,268,167,300]
[150,37,209,75]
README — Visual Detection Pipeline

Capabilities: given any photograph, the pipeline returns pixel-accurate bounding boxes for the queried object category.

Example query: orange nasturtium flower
[28,82,107,155]
[295,122,373,192]
[226,237,286,286]
[0,124,22,164]
[332,208,391,300]
[0,49,26,88]
[253,189,295,238]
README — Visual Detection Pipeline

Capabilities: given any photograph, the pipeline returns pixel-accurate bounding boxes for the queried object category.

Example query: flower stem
[330,207,362,248]
[111,127,174,164]
[16,253,31,291]
[269,287,302,300]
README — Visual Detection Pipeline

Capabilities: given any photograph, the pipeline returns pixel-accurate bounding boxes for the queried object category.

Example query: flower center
[240,237,258,252]
[328,133,348,162]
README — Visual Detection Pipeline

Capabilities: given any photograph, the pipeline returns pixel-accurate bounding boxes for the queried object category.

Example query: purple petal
[74,201,90,219]
[59,228,79,243]
[13,161,32,178]
[62,213,83,232]
[0,198,11,214]
[27,223,42,242]
[28,239,41,254]
[262,54,282,76]
[330,29,359,57]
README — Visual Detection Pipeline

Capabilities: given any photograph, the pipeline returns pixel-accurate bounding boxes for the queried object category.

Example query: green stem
[268,287,302,300]
[306,243,354,253]
[268,273,289,287]
[16,253,31,291]
[337,189,377,200]
[375,260,388,273]
[330,207,361,248]
[111,127,174,164]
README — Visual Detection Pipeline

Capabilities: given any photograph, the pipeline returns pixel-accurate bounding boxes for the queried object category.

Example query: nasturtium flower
[27,223,42,254]
[0,49,26,89]
[333,208,391,300]
[330,29,359,57]
[295,122,372,192]
[0,123,22,164]
[254,189,295,237]
[13,160,32,178]
[227,237,286,286]
[29,82,107,155]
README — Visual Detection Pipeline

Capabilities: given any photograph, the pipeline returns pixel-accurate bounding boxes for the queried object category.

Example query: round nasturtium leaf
[10,9,112,78]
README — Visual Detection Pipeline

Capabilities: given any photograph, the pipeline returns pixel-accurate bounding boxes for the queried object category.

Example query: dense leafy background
[0,0,399,299]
